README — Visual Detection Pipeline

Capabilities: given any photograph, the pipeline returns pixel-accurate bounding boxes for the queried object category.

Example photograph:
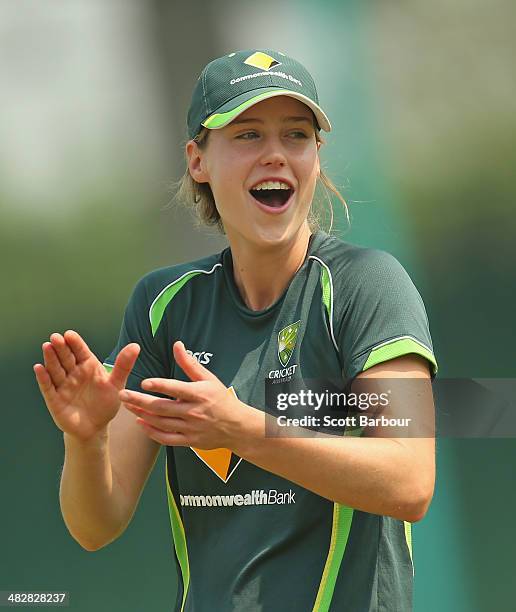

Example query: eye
[288,130,309,139]
[234,130,310,141]
[236,131,259,140]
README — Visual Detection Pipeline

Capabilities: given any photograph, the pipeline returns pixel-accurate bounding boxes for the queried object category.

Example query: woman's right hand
[34,330,140,443]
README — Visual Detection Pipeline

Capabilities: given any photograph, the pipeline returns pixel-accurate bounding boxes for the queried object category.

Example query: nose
[259,139,287,167]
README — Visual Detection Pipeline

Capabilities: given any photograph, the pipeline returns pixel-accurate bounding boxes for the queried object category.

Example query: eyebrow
[230,116,313,126]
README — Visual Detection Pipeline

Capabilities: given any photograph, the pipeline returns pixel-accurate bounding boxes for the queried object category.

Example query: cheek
[298,153,320,193]
[206,158,254,220]
[207,149,250,194]
[296,165,319,212]
[297,142,319,172]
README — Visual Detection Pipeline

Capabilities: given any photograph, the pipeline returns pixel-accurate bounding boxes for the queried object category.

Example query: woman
[34,49,438,611]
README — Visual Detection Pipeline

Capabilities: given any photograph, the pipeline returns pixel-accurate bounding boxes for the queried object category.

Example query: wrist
[230,403,266,458]
[64,428,109,452]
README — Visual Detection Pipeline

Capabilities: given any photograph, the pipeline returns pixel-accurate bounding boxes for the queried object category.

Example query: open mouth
[249,186,294,209]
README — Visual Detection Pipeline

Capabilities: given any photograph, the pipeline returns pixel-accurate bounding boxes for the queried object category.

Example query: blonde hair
[173,125,349,234]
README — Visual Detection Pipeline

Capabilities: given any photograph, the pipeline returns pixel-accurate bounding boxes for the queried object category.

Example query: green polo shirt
[104,230,438,611]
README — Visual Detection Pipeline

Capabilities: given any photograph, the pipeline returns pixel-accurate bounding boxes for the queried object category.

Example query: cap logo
[244,52,281,71]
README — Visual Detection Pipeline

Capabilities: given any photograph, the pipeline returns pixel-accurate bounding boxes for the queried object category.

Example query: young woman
[34,49,438,611]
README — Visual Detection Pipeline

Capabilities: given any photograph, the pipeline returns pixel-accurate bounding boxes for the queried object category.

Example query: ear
[316,146,321,177]
[186,140,209,184]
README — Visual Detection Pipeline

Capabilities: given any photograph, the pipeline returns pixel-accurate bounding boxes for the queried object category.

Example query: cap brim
[201,88,332,133]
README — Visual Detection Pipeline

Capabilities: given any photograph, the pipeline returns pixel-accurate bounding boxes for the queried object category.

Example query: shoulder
[311,233,412,291]
[122,251,224,336]
[321,237,438,380]
[131,251,224,303]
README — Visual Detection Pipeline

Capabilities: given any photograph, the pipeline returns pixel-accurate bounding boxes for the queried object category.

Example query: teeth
[252,181,291,191]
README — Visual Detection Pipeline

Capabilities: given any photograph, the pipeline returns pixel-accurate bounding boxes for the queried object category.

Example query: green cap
[187,49,332,139]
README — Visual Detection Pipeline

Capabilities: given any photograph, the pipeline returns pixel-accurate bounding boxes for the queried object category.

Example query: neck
[228,225,313,311]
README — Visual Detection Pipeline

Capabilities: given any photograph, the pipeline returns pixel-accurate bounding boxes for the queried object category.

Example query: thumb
[109,343,141,389]
[173,341,218,383]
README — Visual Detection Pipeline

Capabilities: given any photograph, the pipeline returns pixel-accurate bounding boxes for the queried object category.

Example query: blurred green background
[1,1,515,610]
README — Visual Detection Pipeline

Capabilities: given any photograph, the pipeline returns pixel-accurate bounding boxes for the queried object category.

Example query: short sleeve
[103,276,171,392]
[337,249,438,383]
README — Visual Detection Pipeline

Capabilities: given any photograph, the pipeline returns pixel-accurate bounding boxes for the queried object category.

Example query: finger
[137,420,189,446]
[50,333,76,374]
[42,342,67,388]
[173,341,219,382]
[63,330,95,364]
[123,402,187,431]
[110,343,141,390]
[140,377,200,401]
[119,390,184,416]
[33,363,58,405]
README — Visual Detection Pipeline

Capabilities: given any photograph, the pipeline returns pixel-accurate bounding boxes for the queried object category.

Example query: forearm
[232,407,434,522]
[60,427,129,551]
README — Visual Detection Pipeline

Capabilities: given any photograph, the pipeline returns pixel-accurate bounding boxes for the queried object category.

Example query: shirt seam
[349,334,433,364]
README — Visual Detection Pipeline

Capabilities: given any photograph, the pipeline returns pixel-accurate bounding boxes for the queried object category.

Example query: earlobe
[186,140,209,184]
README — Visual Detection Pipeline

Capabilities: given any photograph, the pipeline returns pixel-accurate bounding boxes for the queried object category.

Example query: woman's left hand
[118,341,249,449]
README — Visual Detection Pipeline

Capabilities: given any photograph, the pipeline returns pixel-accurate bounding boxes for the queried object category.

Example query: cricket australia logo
[278,320,300,367]
[268,321,300,380]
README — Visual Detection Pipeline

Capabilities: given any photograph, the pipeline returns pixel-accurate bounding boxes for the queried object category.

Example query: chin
[223,208,310,250]
[246,223,304,250]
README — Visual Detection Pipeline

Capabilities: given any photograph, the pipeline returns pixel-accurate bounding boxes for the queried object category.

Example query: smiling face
[186,96,321,249]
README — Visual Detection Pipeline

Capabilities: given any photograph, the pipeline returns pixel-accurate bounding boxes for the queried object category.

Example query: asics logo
[186,350,213,365]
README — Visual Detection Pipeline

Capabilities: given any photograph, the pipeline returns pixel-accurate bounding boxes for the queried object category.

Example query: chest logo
[278,320,300,367]
[190,386,242,483]
[185,349,213,365]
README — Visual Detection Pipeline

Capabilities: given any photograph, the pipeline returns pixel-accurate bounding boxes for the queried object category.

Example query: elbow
[80,541,103,552]
[403,500,430,523]
[399,460,435,523]
[79,535,115,551]
[389,473,434,522]
[66,525,124,552]
[73,533,111,552]
[76,533,119,552]
[399,484,434,523]
[61,511,127,552]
